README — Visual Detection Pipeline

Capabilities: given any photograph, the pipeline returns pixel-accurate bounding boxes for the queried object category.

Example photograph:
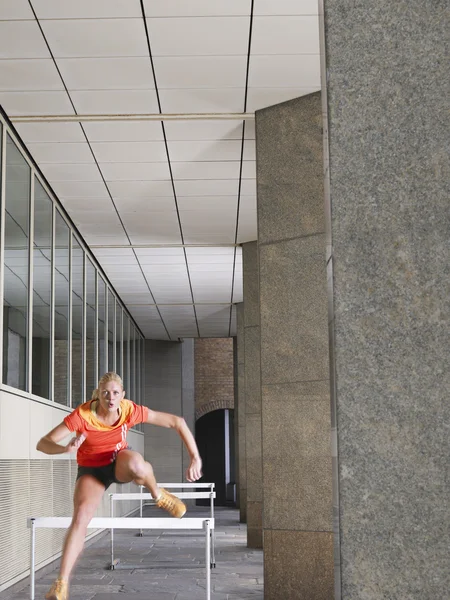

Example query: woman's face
[97,381,125,413]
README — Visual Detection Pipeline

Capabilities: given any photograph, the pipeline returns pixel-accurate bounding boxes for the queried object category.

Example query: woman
[37,372,203,600]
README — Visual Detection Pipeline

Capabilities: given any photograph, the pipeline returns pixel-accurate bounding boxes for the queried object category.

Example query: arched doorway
[195,408,235,507]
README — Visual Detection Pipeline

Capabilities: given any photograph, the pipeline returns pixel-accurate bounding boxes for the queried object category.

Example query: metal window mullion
[68,234,73,407]
[112,295,116,372]
[50,203,55,401]
[27,173,35,394]
[0,125,6,382]
[103,283,108,376]
[118,307,123,379]
[94,270,98,386]
[82,252,86,403]
[126,318,130,395]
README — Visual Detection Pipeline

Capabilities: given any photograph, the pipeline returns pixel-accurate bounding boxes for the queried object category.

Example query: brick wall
[194,338,234,420]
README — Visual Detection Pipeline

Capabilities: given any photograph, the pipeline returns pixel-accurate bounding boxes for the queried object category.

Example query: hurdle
[27,517,213,600]
[109,483,216,568]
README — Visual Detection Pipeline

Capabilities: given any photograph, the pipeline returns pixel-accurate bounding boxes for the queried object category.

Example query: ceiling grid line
[139,0,200,338]
[27,0,171,341]
[229,0,255,336]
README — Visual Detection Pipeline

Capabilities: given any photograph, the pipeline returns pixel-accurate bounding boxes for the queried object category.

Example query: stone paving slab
[2,507,263,599]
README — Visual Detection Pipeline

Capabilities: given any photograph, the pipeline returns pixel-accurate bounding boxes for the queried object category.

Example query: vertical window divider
[0,123,6,383]
[118,307,123,380]
[104,283,108,375]
[27,172,35,395]
[112,294,116,372]
[94,270,98,385]
[82,252,86,405]
[68,233,73,408]
[50,203,55,402]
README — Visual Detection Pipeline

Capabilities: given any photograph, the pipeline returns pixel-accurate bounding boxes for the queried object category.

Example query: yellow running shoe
[45,577,68,600]
[155,488,186,518]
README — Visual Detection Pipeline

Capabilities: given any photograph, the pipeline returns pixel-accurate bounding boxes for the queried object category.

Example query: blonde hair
[91,372,124,400]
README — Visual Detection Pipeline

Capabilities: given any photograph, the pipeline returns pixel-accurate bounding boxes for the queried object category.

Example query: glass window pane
[31,179,52,399]
[116,302,122,379]
[123,314,129,396]
[3,135,30,391]
[72,237,84,407]
[54,211,70,405]
[85,260,96,400]
[97,276,106,377]
[107,289,114,372]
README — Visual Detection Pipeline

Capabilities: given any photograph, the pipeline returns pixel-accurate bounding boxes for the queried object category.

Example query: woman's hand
[65,434,86,454]
[186,456,203,482]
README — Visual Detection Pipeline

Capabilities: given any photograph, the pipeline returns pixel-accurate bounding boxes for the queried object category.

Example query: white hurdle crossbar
[27,517,213,600]
[110,484,216,568]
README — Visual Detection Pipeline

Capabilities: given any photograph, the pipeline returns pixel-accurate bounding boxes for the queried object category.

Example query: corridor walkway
[5,507,263,600]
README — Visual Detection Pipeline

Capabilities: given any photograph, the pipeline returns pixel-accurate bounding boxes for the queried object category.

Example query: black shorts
[76,462,124,490]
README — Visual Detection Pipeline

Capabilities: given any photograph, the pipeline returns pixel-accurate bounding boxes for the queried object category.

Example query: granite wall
[256,93,334,598]
[322,1,450,597]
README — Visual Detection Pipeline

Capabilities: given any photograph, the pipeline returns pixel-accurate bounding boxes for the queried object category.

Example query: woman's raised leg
[115,450,186,518]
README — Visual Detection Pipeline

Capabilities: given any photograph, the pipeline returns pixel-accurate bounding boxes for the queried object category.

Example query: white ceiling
[0,0,320,340]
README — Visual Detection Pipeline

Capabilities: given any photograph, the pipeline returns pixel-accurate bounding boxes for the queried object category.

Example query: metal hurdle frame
[109,482,216,568]
[27,517,213,600]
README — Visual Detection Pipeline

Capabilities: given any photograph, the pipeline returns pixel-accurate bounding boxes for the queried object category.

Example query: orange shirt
[64,399,148,467]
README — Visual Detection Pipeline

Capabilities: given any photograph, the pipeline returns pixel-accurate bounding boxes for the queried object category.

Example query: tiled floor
[5,506,263,600]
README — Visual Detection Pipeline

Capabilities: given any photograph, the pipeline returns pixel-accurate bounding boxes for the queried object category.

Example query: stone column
[235,302,247,522]
[256,93,334,598]
[322,2,450,598]
[243,241,262,548]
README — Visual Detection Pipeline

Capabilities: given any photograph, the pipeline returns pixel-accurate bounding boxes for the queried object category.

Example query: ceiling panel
[91,141,167,163]
[0,91,74,115]
[158,88,245,113]
[121,211,182,245]
[70,89,160,114]
[0,0,34,19]
[241,161,256,179]
[107,180,174,199]
[0,59,64,91]
[135,247,185,265]
[171,161,240,180]
[144,0,251,17]
[246,87,319,111]
[26,142,94,163]
[153,56,247,89]
[31,0,143,19]
[147,17,249,56]
[49,180,109,199]
[196,305,232,337]
[99,162,171,181]
[83,121,164,142]
[57,57,155,90]
[0,21,50,59]
[158,305,198,338]
[174,179,238,197]
[15,122,85,143]
[177,196,237,211]
[254,0,318,15]
[40,19,149,58]
[251,16,320,54]
[248,54,321,88]
[113,196,175,212]
[38,163,102,181]
[229,304,237,336]
[164,121,244,141]
[168,140,242,162]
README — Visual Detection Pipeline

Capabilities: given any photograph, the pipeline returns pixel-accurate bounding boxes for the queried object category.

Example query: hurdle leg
[204,520,211,600]
[109,496,120,569]
[29,519,36,600]
[210,491,216,568]
[138,485,143,536]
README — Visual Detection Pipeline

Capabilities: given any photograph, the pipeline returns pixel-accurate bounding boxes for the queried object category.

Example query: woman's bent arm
[36,423,84,455]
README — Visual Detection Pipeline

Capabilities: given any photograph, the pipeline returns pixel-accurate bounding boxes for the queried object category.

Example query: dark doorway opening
[195,408,235,507]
